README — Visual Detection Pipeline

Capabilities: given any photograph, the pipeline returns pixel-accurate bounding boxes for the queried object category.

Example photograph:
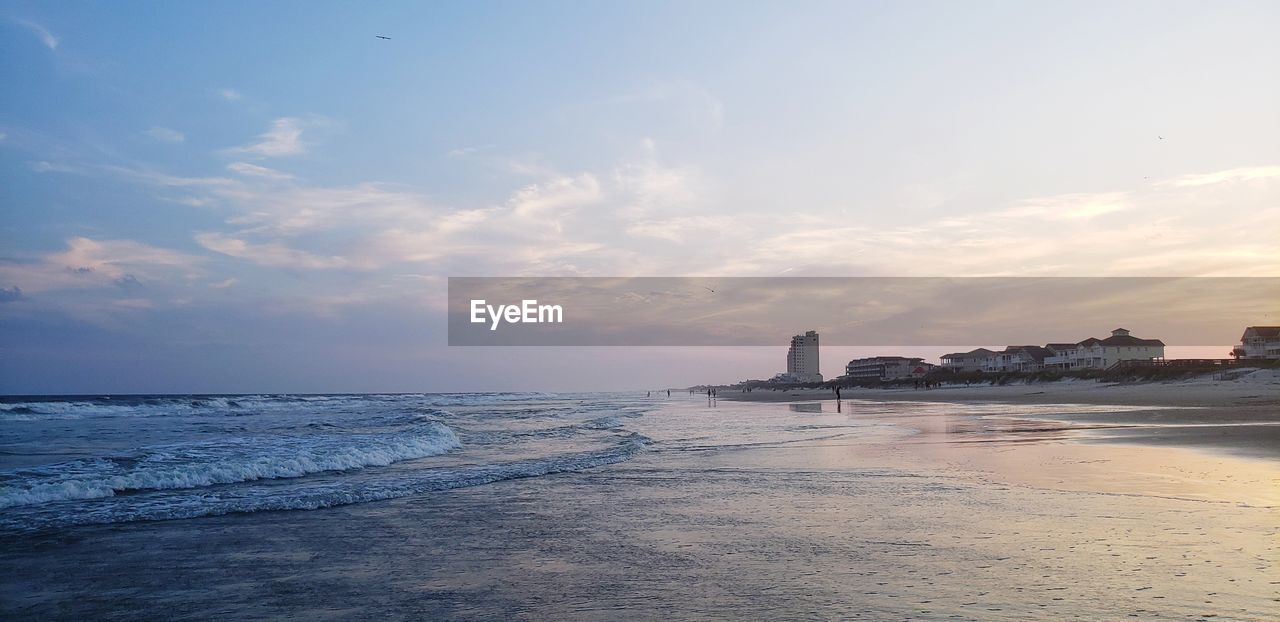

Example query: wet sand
[727,371,1280,460]
[3,394,1277,620]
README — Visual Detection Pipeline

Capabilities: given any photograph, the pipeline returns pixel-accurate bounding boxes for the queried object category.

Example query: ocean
[2,392,1275,620]
[0,393,650,532]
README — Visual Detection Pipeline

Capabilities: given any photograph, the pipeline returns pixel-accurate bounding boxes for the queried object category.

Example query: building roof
[994,345,1053,362]
[1243,326,1280,339]
[1098,334,1165,347]
[941,347,996,359]
[847,356,915,364]
[1017,345,1053,362]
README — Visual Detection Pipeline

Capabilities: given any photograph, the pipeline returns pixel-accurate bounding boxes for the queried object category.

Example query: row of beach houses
[943,327,1167,373]
[846,327,1166,381]
[773,326,1280,383]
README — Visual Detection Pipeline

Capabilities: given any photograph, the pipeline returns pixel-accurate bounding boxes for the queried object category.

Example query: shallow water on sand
[2,393,1276,620]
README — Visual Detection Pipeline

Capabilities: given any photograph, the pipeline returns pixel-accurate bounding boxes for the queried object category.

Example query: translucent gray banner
[447,277,1277,346]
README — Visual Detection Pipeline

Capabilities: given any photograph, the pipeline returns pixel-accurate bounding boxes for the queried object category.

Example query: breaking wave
[0,433,649,532]
[0,423,461,509]
[0,392,656,533]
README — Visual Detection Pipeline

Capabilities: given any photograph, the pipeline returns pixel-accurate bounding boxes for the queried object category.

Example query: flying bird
[702,286,716,293]
[1157,135,1164,140]
[376,35,391,40]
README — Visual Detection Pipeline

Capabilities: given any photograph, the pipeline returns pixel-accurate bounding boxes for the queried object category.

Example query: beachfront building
[940,348,996,372]
[785,330,823,383]
[845,356,934,381]
[1041,328,1165,370]
[983,345,1052,373]
[1231,326,1280,360]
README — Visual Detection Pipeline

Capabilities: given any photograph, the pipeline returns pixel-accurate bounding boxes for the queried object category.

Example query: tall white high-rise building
[786,330,822,382]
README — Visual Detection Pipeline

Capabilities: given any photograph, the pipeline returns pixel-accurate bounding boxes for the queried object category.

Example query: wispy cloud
[30,160,76,173]
[217,88,242,101]
[228,117,306,157]
[1162,165,1280,187]
[113,298,155,309]
[145,126,185,143]
[102,165,234,188]
[509,175,603,219]
[14,18,58,50]
[0,237,205,294]
[195,233,351,270]
[997,192,1131,222]
[226,161,293,180]
[0,286,24,303]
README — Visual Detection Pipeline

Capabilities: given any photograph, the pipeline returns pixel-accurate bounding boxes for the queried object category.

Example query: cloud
[612,158,699,219]
[503,155,559,177]
[113,298,155,309]
[88,116,1280,285]
[30,160,76,173]
[15,18,58,50]
[0,237,205,294]
[226,161,293,180]
[217,88,242,101]
[228,117,306,157]
[102,165,234,188]
[997,192,1131,222]
[219,182,435,235]
[626,216,726,242]
[209,278,238,289]
[1162,166,1280,187]
[0,286,24,303]
[195,233,351,269]
[509,174,603,219]
[145,126,185,143]
[49,237,203,281]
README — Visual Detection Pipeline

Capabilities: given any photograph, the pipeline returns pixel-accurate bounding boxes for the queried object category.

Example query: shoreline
[720,371,1280,461]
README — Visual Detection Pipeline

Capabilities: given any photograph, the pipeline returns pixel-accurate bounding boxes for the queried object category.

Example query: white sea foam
[0,432,650,532]
[0,392,556,421]
[0,422,461,509]
[0,392,656,532]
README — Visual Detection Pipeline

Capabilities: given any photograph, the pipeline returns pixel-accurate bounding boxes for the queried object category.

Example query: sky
[1,1,1278,394]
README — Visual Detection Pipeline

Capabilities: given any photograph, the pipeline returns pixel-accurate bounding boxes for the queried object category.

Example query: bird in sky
[376,35,391,40]
[1158,135,1164,140]
[702,286,716,293]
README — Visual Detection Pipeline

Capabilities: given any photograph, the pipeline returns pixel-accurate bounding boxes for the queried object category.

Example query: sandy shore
[723,369,1280,460]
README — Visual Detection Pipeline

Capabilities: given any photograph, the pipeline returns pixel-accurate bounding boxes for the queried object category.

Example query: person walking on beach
[835,385,841,400]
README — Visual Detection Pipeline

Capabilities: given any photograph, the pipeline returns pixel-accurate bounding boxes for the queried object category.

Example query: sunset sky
[2,1,1278,393]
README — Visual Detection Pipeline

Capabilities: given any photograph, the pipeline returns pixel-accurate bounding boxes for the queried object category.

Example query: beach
[727,369,1280,460]
[2,380,1277,620]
